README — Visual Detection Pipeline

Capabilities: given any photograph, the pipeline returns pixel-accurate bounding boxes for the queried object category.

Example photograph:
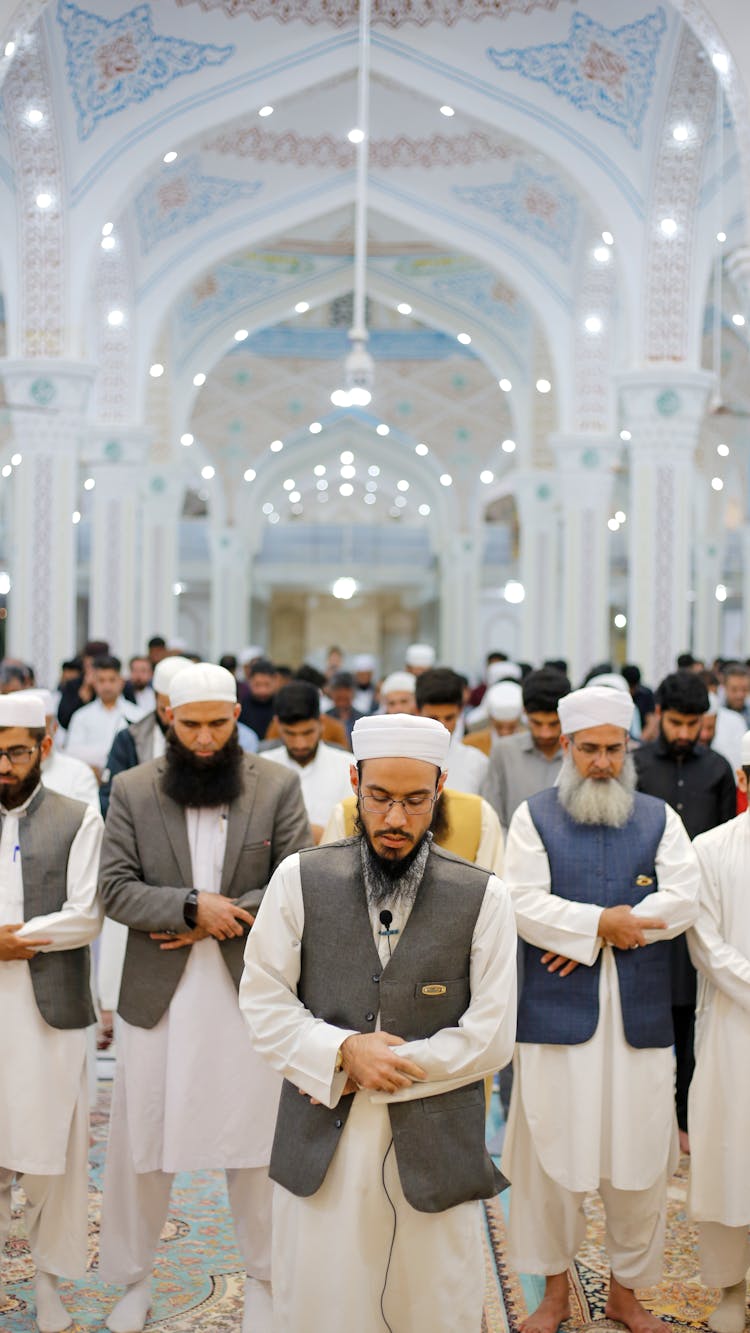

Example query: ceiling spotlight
[36,192,52,209]
[270,439,284,452]
[26,108,44,125]
[289,491,301,503]
[660,217,678,237]
[333,577,357,600]
[415,443,429,456]
[107,309,124,327]
[180,433,194,447]
[439,473,452,487]
[397,303,412,315]
[418,504,431,516]
[201,465,215,480]
[339,483,354,496]
[295,301,310,314]
[101,222,114,236]
[614,613,627,629]
[83,477,95,491]
[593,246,611,263]
[615,510,626,523]
[501,439,516,453]
[258,105,274,117]
[601,231,614,246]
[498,378,512,392]
[149,363,164,378]
[163,151,178,164]
[4,42,16,57]
[607,517,620,531]
[364,493,376,505]
[711,476,724,491]
[101,236,116,250]
[672,124,690,142]
[480,470,494,484]
[314,464,326,476]
[376,424,389,436]
[244,468,256,482]
[262,502,274,515]
[396,479,409,492]
[309,422,322,434]
[368,465,380,477]
[10,453,21,466]
[717,443,730,457]
[316,479,328,491]
[340,451,354,465]
[341,465,356,479]
[440,105,455,117]
[348,128,365,144]
[71,510,81,524]
[457,332,472,345]
[732,313,746,327]
[717,231,727,243]
[536,378,552,394]
[234,328,249,341]
[584,315,603,334]
[504,580,525,604]
[283,479,296,491]
[712,52,729,74]
[620,429,632,441]
[715,583,728,602]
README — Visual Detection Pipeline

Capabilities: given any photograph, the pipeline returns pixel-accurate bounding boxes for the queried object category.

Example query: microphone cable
[379,1138,397,1333]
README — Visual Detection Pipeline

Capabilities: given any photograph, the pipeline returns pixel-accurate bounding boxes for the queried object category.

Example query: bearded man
[502,685,699,1333]
[240,713,517,1333]
[97,663,310,1333]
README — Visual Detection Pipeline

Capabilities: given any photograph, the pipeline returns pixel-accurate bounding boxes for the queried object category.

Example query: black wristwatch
[183,889,199,929]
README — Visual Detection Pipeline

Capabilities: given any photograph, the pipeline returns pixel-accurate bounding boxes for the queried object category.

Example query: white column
[0,359,96,687]
[619,369,713,684]
[693,537,722,661]
[86,429,149,659]
[209,524,249,660]
[515,469,559,666]
[439,531,480,676]
[740,526,750,657]
[550,434,619,685]
[138,470,183,648]
[725,248,750,324]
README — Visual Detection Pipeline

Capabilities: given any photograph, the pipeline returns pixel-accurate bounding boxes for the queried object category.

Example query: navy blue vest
[517,787,672,1049]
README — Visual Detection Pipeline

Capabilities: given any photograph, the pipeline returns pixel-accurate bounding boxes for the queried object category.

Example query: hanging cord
[379,1138,397,1333]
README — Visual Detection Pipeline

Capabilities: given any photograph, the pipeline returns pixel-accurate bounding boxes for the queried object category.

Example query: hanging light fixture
[331,0,373,410]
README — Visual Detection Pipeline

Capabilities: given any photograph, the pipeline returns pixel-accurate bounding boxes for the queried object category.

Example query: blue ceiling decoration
[454,163,578,261]
[487,8,667,149]
[135,154,261,254]
[57,0,234,141]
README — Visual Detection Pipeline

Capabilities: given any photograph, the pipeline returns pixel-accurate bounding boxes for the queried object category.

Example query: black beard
[360,827,432,907]
[162,728,244,807]
[659,725,696,758]
[0,756,42,810]
[155,711,169,735]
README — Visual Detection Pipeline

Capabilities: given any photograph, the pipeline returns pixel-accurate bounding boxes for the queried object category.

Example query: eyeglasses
[359,791,437,816]
[572,741,627,758]
[0,744,39,764]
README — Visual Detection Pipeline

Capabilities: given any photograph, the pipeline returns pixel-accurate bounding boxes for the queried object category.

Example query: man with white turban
[687,730,750,1333]
[379,670,417,715]
[240,713,517,1333]
[404,642,436,676]
[98,664,310,1333]
[0,692,103,1332]
[502,685,699,1333]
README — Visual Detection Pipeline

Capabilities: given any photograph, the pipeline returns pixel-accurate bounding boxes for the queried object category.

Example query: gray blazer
[99,752,311,1028]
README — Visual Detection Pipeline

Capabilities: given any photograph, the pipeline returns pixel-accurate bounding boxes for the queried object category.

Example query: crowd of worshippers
[2,638,750,1333]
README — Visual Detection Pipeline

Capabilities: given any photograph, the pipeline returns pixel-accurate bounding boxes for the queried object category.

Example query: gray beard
[360,831,432,909]
[557,751,637,828]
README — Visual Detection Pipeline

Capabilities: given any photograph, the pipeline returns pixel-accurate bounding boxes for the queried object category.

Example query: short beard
[659,723,696,758]
[557,751,636,828]
[0,756,42,810]
[357,821,432,908]
[162,727,244,808]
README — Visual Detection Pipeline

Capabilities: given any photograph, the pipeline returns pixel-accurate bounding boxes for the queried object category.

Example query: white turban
[486,680,523,721]
[169,663,238,709]
[741,730,750,766]
[706,693,719,716]
[585,672,630,693]
[487,660,522,685]
[381,671,416,697]
[152,655,193,697]
[405,643,435,669]
[0,693,45,729]
[352,653,376,673]
[558,684,634,735]
[352,713,450,771]
[239,645,264,666]
[26,688,54,718]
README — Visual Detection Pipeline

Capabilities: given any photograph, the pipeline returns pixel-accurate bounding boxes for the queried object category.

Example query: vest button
[335,1119,343,1129]
[365,1011,375,1022]
[372,974,381,983]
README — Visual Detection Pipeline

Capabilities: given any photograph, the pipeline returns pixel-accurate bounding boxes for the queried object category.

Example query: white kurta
[0,792,103,1173]
[261,742,353,829]
[240,850,517,1332]
[688,813,750,1225]
[116,805,281,1173]
[321,792,505,877]
[445,736,490,795]
[42,748,101,806]
[64,696,143,770]
[502,800,699,1193]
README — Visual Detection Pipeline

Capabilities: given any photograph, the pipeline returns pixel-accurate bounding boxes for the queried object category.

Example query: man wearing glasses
[240,713,517,1333]
[502,685,699,1333]
[0,692,103,1332]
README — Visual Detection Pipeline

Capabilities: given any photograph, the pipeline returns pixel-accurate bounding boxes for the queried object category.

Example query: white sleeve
[372,877,517,1103]
[688,835,750,1013]
[503,801,603,964]
[476,798,504,877]
[17,804,104,949]
[631,805,699,941]
[240,854,356,1109]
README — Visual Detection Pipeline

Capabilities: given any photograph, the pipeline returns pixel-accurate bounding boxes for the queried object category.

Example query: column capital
[512,467,557,510]
[617,367,713,436]
[0,358,97,418]
[85,425,151,470]
[548,433,620,505]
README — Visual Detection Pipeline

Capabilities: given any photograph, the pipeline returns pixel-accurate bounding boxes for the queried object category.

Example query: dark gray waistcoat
[15,786,95,1029]
[269,837,504,1213]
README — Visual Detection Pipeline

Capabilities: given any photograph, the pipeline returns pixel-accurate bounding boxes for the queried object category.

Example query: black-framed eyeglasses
[0,744,39,764]
[359,791,437,816]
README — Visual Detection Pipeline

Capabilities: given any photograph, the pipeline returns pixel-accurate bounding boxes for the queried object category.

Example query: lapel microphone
[379,909,398,959]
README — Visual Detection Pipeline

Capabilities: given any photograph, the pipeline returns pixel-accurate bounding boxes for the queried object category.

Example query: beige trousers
[698,1221,750,1288]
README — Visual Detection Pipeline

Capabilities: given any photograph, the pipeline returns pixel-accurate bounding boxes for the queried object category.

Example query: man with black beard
[98,654,192,816]
[502,685,699,1333]
[633,671,735,1153]
[240,713,517,1333]
[97,663,310,1333]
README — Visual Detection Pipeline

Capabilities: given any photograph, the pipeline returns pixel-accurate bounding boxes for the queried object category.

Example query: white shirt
[64,696,143,770]
[688,814,750,1223]
[502,799,699,1191]
[445,736,490,796]
[0,787,103,1172]
[712,706,746,775]
[262,742,353,829]
[42,748,101,807]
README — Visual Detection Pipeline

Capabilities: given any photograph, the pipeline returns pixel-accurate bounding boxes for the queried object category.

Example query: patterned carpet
[1,1081,719,1331]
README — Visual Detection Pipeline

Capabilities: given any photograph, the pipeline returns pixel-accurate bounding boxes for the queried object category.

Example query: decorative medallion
[655,389,681,416]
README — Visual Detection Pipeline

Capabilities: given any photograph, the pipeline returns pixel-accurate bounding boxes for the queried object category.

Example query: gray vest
[518,786,671,1048]
[269,838,504,1213]
[14,786,95,1029]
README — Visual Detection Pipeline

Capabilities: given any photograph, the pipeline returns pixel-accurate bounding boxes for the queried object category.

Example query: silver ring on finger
[631,943,639,950]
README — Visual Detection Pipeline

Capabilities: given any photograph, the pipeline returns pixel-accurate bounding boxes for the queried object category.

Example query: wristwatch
[183,889,199,929]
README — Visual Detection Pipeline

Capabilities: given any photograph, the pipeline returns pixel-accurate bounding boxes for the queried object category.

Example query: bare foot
[605,1275,666,1333]
[521,1273,571,1333]
[678,1129,690,1156]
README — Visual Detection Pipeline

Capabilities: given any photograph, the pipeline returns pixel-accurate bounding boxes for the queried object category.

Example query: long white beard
[557,751,637,828]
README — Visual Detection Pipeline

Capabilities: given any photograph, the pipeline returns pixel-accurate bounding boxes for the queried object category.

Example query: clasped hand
[540,903,668,977]
[0,922,51,961]
[150,892,255,951]
[298,1030,428,1107]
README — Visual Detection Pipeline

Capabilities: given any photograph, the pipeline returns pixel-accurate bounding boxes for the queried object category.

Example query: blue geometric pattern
[231,328,475,362]
[135,155,262,254]
[487,8,667,150]
[57,0,234,141]
[454,165,578,262]
[430,271,531,335]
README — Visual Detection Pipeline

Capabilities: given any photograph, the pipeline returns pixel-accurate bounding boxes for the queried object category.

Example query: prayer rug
[0,1082,722,1331]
